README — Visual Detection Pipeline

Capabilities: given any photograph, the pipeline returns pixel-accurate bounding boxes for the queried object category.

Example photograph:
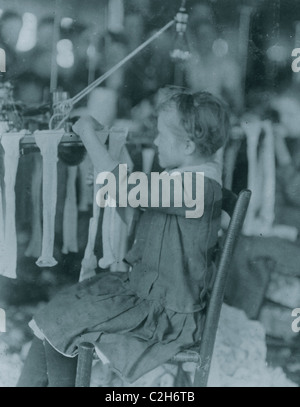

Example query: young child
[17,88,229,387]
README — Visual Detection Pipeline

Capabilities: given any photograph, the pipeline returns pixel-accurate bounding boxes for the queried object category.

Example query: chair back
[194,188,251,387]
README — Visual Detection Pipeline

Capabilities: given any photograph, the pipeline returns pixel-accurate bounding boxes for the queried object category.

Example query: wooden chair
[75,188,252,387]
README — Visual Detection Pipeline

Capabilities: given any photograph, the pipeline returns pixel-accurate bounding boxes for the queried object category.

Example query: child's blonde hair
[157,87,230,157]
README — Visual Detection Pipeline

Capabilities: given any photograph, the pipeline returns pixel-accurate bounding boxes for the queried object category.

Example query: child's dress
[29,162,222,382]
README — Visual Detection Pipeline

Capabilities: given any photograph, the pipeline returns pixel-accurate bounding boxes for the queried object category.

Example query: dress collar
[168,162,222,186]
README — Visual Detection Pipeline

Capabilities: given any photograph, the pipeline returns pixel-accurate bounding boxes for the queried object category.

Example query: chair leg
[173,363,192,387]
[193,356,210,387]
[75,342,95,387]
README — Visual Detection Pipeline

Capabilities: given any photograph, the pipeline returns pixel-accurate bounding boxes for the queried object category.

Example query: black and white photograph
[0,0,300,389]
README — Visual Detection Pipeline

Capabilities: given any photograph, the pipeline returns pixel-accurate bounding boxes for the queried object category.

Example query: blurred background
[0,0,299,111]
[0,0,300,387]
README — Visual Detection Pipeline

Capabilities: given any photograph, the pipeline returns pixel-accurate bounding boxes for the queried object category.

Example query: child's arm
[74,116,206,218]
[72,116,119,174]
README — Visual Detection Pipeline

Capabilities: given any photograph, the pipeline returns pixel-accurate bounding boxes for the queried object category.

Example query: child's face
[154,109,187,169]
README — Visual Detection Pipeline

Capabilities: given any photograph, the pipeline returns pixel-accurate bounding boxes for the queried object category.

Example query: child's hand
[86,170,94,186]
[72,116,104,137]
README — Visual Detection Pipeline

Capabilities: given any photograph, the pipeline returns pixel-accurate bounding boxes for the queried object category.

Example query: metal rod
[50,0,62,92]
[51,19,175,130]
[19,129,158,154]
[70,19,175,106]
[19,122,245,152]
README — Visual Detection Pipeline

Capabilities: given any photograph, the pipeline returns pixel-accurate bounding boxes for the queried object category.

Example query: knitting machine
[0,81,23,132]
[0,1,191,279]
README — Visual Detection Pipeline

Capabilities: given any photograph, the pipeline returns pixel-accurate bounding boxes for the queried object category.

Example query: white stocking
[25,153,42,258]
[71,107,93,213]
[0,143,4,272]
[241,119,261,235]
[259,121,276,229]
[110,145,135,272]
[99,130,135,272]
[1,130,26,278]
[62,165,78,254]
[79,90,118,281]
[34,130,64,267]
[79,169,100,282]
[78,155,93,212]
[259,122,297,241]
[241,119,295,239]
[98,205,117,270]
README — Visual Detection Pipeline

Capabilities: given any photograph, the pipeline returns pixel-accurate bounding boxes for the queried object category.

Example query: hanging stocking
[261,121,298,241]
[25,153,43,258]
[0,141,4,273]
[110,145,135,272]
[241,118,297,240]
[79,169,100,282]
[241,118,261,235]
[0,123,9,275]
[78,154,93,212]
[98,204,116,270]
[79,88,118,281]
[259,120,276,230]
[34,129,64,267]
[62,165,79,254]
[1,130,26,278]
[99,130,126,270]
[71,107,93,213]
[99,129,135,272]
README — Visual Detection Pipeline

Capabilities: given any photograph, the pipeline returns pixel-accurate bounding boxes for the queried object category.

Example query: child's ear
[185,139,196,155]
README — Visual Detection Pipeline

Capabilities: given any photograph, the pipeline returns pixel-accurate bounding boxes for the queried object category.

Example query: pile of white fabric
[104,304,297,387]
[260,272,300,342]
[207,305,297,387]
[0,340,23,387]
[0,303,45,387]
[0,304,297,387]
